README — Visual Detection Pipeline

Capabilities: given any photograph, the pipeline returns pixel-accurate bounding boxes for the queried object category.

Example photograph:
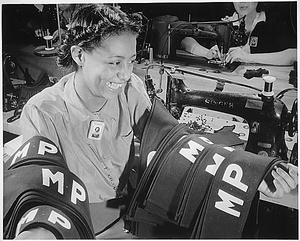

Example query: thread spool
[44,35,54,51]
[262,75,276,97]
[149,47,153,64]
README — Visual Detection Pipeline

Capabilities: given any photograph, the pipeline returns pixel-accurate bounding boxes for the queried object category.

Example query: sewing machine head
[169,21,232,58]
[170,73,297,162]
[152,18,232,60]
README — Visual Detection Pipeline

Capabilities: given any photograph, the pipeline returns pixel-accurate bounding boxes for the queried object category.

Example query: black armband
[3,136,95,239]
[126,98,285,239]
[16,205,80,239]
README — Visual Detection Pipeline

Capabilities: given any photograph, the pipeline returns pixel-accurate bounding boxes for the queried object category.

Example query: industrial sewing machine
[169,21,231,58]
[144,65,298,164]
[152,17,246,71]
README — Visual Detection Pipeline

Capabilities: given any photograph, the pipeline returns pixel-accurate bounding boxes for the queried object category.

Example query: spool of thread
[262,75,276,97]
[149,47,153,64]
[44,35,54,51]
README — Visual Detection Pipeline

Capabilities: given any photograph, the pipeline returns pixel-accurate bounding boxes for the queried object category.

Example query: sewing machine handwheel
[288,99,297,137]
[3,53,18,75]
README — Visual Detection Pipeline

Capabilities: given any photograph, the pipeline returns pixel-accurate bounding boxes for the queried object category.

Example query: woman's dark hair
[57,4,142,70]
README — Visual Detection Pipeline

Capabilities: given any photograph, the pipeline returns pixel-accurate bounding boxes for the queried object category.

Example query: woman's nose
[118,63,132,81]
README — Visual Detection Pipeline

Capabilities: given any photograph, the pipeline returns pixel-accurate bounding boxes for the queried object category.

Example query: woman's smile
[106,81,124,91]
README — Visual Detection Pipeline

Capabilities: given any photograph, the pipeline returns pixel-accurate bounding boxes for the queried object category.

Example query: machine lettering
[38,140,58,155]
[222,164,248,192]
[205,146,233,176]
[42,168,64,194]
[205,153,225,176]
[15,208,38,235]
[215,189,244,217]
[179,139,205,163]
[10,142,30,166]
[204,98,234,108]
[48,210,71,229]
[42,168,86,204]
[71,180,86,205]
[10,140,58,167]
[15,207,71,236]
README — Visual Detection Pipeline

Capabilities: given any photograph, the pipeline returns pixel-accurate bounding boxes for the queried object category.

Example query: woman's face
[80,32,137,100]
[233,2,258,17]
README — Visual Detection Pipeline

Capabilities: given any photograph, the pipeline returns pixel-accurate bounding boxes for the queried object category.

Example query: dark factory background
[2,2,297,47]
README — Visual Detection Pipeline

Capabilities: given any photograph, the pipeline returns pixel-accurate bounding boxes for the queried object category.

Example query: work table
[133,58,296,109]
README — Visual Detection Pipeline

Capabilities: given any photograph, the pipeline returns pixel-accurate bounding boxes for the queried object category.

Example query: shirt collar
[252,11,266,29]
[63,72,120,124]
[231,11,266,29]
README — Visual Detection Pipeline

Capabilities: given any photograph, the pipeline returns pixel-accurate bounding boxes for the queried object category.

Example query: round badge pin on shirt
[88,121,105,140]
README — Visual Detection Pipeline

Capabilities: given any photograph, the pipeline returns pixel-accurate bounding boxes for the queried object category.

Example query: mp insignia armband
[3,136,95,239]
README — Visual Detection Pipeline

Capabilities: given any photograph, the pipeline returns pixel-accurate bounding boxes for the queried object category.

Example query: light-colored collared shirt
[20,72,151,203]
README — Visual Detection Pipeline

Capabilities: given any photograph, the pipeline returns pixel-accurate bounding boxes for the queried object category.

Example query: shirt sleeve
[127,73,152,140]
[20,103,61,150]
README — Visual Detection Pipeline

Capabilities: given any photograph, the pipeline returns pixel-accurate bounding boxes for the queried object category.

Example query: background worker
[181,2,297,65]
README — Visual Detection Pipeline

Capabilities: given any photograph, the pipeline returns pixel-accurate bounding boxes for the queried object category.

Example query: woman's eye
[109,59,136,66]
[110,61,121,66]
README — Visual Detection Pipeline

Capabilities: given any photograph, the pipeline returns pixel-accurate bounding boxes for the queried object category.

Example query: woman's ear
[71,46,84,66]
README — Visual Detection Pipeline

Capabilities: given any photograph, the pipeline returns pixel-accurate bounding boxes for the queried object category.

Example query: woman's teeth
[107,82,122,90]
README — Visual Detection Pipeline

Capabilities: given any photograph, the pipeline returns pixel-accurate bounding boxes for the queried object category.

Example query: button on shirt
[20,72,151,202]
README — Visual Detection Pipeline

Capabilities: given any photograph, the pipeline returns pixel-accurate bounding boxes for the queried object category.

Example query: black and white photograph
[2,1,298,239]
